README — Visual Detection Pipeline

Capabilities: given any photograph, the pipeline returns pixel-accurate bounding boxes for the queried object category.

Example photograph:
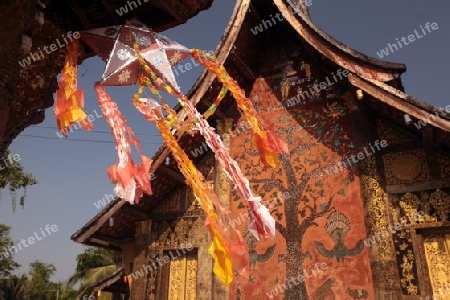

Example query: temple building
[8,0,449,299]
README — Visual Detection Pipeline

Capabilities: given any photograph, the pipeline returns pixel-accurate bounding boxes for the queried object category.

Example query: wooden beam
[101,0,120,24]
[67,0,92,28]
[349,74,450,132]
[157,0,189,21]
[230,50,256,80]
[93,269,124,291]
[159,165,185,184]
[72,200,127,243]
[121,204,151,220]
[91,233,123,246]
[423,125,439,179]
[386,178,450,194]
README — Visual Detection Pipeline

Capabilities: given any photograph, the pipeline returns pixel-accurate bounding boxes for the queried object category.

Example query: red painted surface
[228,62,375,299]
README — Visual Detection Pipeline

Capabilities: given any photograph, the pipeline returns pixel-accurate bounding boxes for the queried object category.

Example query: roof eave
[273,0,406,82]
[348,73,450,132]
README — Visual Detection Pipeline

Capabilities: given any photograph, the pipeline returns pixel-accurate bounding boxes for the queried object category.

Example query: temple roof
[91,267,129,295]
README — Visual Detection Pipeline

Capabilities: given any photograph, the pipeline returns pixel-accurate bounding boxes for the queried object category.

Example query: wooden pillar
[211,118,234,299]
[344,91,403,299]
[129,220,152,300]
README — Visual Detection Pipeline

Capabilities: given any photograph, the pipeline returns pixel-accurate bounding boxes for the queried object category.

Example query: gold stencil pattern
[399,193,421,224]
[437,153,450,179]
[360,155,402,294]
[167,253,198,300]
[423,235,450,296]
[399,250,418,295]
[151,188,183,216]
[376,119,413,145]
[429,190,450,222]
[168,256,184,299]
[391,189,450,296]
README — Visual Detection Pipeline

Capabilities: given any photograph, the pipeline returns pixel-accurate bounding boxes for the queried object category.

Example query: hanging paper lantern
[80,20,190,92]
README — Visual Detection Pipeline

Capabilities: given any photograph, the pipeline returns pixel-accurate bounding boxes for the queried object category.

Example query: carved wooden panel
[376,119,413,145]
[150,187,185,218]
[437,153,450,179]
[390,189,450,297]
[167,252,197,300]
[360,155,402,298]
[422,234,450,295]
[383,150,429,184]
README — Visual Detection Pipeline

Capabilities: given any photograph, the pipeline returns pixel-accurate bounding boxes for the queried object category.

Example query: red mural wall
[228,58,376,299]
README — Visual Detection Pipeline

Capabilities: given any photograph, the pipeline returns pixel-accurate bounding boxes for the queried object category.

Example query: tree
[0,223,20,278]
[58,284,78,300]
[69,247,121,298]
[0,149,37,211]
[24,260,57,300]
[0,274,28,300]
[235,103,354,299]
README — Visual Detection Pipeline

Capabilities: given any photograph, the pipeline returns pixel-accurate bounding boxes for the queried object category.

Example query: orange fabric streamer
[191,49,289,168]
[54,40,92,136]
[95,83,152,204]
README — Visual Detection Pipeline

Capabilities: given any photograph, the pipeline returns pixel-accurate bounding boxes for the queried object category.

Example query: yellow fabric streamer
[208,225,233,285]
[133,101,244,285]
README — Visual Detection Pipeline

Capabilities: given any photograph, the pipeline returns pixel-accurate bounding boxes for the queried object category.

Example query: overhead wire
[30,125,161,137]
[20,134,162,145]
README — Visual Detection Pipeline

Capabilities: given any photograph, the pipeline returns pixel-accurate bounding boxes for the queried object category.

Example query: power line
[20,134,162,145]
[31,125,161,137]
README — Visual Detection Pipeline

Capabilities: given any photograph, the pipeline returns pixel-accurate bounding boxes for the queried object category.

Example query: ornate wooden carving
[360,155,403,299]
[390,189,450,297]
[383,150,429,185]
[376,119,413,145]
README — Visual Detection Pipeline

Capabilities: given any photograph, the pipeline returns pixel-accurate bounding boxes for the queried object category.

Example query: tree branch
[275,221,287,238]
[251,178,286,192]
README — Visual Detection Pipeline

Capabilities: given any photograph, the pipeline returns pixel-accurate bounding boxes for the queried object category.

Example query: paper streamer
[133,99,248,285]
[95,83,152,204]
[54,40,92,136]
[191,49,289,168]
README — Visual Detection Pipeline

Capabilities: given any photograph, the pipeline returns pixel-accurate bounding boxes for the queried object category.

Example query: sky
[1,0,449,283]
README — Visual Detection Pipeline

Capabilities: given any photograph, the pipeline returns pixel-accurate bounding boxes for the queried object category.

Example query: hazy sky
[1,0,449,282]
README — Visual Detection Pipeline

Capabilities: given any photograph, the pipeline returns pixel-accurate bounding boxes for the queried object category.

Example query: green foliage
[0,223,20,279]
[0,274,28,300]
[0,149,37,211]
[59,285,78,300]
[69,247,121,298]
[25,260,57,299]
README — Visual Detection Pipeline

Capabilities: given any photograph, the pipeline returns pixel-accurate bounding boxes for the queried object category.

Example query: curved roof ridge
[273,0,406,82]
[349,74,450,132]
[186,0,250,103]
